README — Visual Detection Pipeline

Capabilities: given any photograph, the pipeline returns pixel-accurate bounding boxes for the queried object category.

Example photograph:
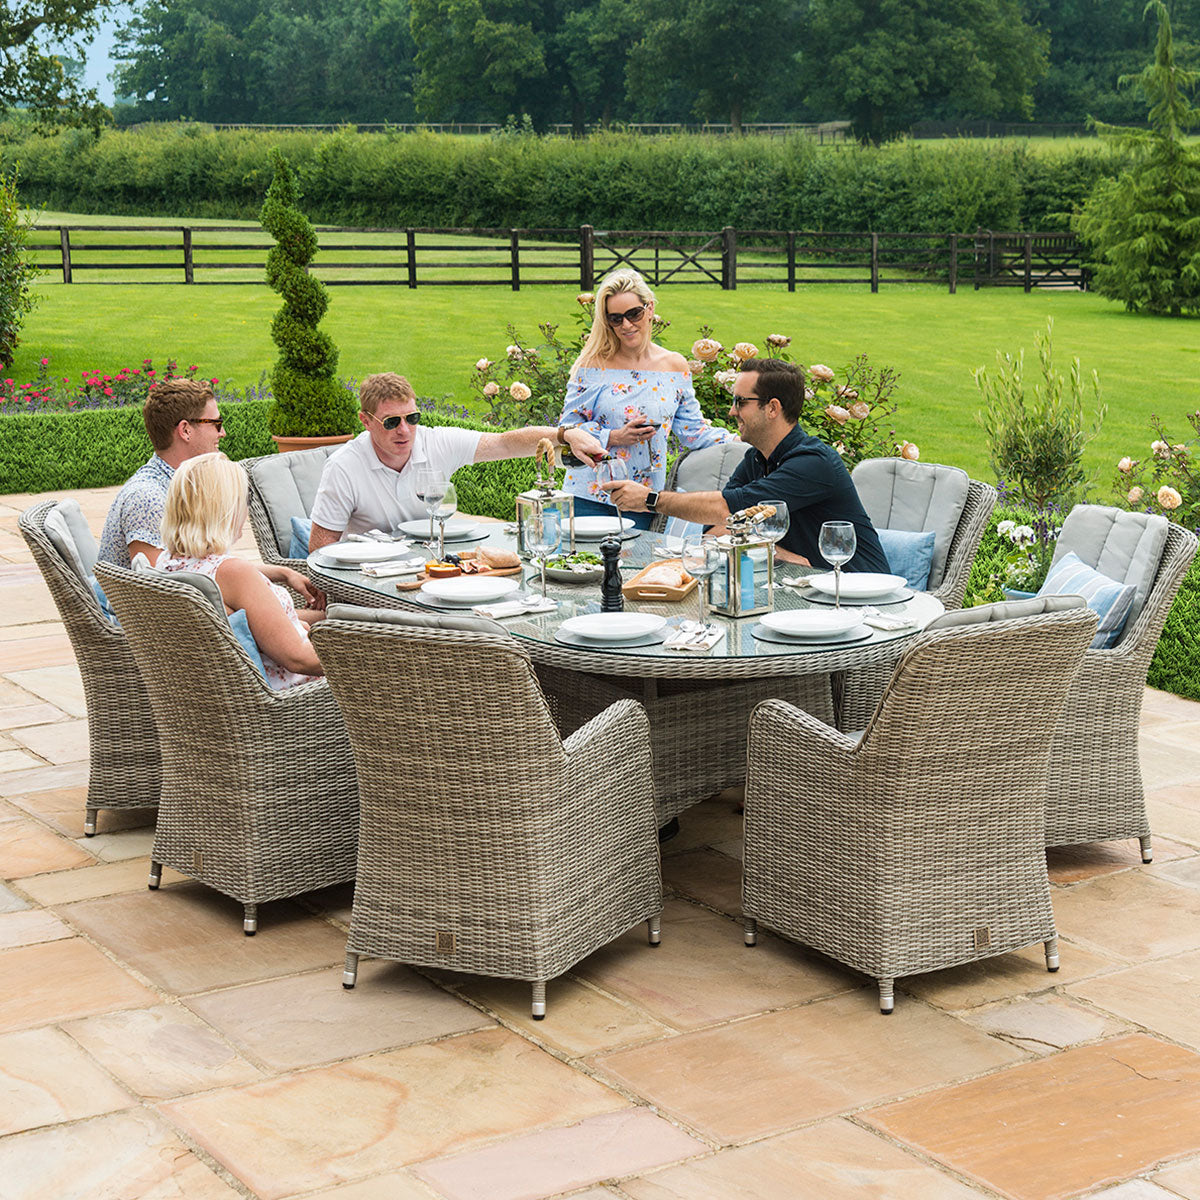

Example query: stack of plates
[555,612,667,648]
[419,577,519,606]
[759,610,865,639]
[396,520,483,542]
[312,542,414,567]
[806,572,911,605]
[571,517,635,541]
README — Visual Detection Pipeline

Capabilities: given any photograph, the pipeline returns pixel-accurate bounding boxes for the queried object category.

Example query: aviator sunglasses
[606,304,648,327]
[368,411,422,431]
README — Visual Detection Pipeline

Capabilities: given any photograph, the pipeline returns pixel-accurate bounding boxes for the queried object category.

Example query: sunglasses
[606,304,648,327]
[368,411,421,430]
[189,416,224,432]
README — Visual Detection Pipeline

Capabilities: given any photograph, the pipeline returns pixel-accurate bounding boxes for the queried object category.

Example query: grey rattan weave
[311,614,663,1019]
[19,502,161,835]
[95,563,358,934]
[1044,520,1198,860]
[244,446,342,573]
[743,605,1098,1013]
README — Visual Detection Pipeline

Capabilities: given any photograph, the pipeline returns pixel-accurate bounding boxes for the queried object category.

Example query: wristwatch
[645,491,660,512]
[556,425,570,445]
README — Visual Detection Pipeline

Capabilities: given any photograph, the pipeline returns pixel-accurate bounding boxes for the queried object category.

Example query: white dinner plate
[807,571,908,599]
[759,610,865,638]
[396,519,481,541]
[312,541,415,565]
[571,516,635,540]
[559,613,667,642]
[419,577,520,604]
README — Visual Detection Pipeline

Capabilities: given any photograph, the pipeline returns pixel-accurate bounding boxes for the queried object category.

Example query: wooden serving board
[621,559,698,603]
[394,564,523,591]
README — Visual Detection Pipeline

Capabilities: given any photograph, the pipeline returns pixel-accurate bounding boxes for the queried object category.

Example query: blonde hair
[359,372,415,416]
[570,269,656,377]
[162,453,248,559]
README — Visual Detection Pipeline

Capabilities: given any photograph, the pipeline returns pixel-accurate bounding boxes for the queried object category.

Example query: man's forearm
[476,426,558,462]
[658,489,731,525]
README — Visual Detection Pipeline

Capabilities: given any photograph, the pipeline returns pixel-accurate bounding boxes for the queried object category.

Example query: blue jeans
[570,494,655,530]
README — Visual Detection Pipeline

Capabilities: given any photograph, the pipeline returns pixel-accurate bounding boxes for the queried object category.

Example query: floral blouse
[558,367,734,501]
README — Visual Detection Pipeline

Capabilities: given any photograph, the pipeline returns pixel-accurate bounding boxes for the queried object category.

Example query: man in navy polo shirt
[603,358,887,572]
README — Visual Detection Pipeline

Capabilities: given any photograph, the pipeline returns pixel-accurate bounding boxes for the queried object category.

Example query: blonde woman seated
[157,453,323,689]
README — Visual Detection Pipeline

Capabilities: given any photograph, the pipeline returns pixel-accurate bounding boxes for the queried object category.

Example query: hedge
[1,123,1128,234]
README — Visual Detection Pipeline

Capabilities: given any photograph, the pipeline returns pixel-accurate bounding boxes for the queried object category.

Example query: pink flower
[211,378,218,385]
[40,357,48,366]
[103,387,113,396]
[132,369,140,375]
[188,364,197,371]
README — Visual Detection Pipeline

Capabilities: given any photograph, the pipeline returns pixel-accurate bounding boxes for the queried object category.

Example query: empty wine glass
[434,481,457,561]
[414,466,447,545]
[757,499,790,597]
[680,535,722,631]
[527,509,562,600]
[818,520,857,609]
[595,456,628,538]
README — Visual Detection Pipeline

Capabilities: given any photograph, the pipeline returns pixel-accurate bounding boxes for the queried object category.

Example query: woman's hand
[607,415,657,448]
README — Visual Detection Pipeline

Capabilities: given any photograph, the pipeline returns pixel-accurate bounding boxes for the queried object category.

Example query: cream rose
[848,401,870,420]
[766,333,791,348]
[733,342,758,361]
[1117,456,1134,472]
[835,386,859,401]
[577,292,594,305]
[714,369,738,392]
[834,441,847,456]
[900,441,920,461]
[808,363,835,383]
[475,358,491,372]
[804,387,816,402]
[509,381,532,402]
[506,345,522,360]
[825,404,850,424]
[1152,439,1170,456]
[687,358,706,375]
[692,338,722,362]
[1128,486,1144,504]
[482,382,500,397]
[1157,485,1183,509]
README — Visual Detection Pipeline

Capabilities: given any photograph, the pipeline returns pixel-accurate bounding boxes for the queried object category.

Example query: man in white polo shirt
[308,372,605,550]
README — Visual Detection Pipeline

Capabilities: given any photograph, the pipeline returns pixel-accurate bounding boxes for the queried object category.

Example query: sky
[59,4,131,105]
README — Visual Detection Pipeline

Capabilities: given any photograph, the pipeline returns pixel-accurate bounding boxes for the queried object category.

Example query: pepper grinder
[600,535,623,612]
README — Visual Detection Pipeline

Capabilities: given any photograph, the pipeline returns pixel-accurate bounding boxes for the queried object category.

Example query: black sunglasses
[369,411,421,430]
[188,416,224,432]
[606,304,648,327]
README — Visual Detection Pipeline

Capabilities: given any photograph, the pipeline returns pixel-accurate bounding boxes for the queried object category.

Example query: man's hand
[601,479,652,512]
[563,427,606,467]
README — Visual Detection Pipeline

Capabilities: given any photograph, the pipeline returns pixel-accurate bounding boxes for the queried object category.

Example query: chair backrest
[1051,504,1170,629]
[244,446,342,560]
[665,441,753,495]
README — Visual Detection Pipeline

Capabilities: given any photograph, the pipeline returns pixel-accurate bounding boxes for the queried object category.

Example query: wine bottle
[559,448,612,468]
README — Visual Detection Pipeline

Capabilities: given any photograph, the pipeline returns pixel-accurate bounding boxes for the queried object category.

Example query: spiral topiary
[260,150,358,437]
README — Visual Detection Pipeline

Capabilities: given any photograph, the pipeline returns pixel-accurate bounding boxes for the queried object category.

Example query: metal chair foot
[743,917,758,947]
[243,904,257,936]
[147,861,162,890]
[342,951,359,990]
[531,980,546,1021]
[879,978,895,1014]
[647,915,661,946]
[1140,835,1153,864]
[1045,936,1060,973]
[84,809,97,837]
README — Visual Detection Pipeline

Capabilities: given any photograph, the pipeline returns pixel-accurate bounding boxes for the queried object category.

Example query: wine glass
[818,520,857,608]
[526,509,561,600]
[414,466,446,545]
[756,499,790,597]
[595,456,628,538]
[434,481,457,561]
[680,535,722,631]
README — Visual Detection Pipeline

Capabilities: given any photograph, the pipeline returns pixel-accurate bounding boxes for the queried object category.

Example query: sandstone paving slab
[0,703,69,730]
[63,1003,265,1100]
[1068,950,1200,1052]
[862,1034,1200,1200]
[281,1174,445,1199]
[1142,688,1200,720]
[160,1026,628,1200]
[0,1107,243,1200]
[18,856,185,905]
[7,783,154,839]
[0,679,53,707]
[0,577,57,629]
[0,748,43,773]
[74,825,157,862]
[1140,721,1200,754]
[412,1106,707,1200]
[1087,1182,1186,1199]
[663,796,742,857]
[0,908,73,949]
[0,621,63,643]
[4,665,85,718]
[1050,871,1200,961]
[1147,795,1200,849]
[573,898,855,1031]
[0,1026,134,1135]
[1149,856,1200,891]
[0,817,92,878]
[662,847,742,915]
[619,1118,989,1200]
[0,634,77,673]
[1047,838,1195,885]
[591,991,1026,1144]
[298,880,355,926]
[183,961,492,1071]
[10,717,88,763]
[0,938,158,1033]
[0,759,88,797]
[60,882,348,994]
[1140,736,1200,792]
[1152,1156,1200,1198]
[0,881,29,912]
[955,994,1127,1053]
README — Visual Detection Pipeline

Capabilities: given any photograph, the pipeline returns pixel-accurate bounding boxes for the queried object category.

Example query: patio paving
[3,484,1200,1200]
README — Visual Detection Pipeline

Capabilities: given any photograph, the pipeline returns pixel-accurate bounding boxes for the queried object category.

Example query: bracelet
[556,425,569,445]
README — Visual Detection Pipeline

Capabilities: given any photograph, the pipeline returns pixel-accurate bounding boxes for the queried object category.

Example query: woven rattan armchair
[243,446,343,572]
[743,602,1098,1013]
[1042,508,1198,861]
[95,562,358,934]
[19,501,160,835]
[837,460,997,732]
[311,605,663,1020]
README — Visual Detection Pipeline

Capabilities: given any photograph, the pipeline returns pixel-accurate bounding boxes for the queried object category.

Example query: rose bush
[1111,410,1199,528]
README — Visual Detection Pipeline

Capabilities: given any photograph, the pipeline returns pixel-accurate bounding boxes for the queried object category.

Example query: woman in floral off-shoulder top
[558,269,736,528]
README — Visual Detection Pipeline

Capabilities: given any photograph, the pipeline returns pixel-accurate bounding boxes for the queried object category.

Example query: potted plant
[260,150,359,451]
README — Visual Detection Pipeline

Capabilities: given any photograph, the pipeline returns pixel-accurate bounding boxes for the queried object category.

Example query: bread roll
[640,563,689,588]
[479,547,520,569]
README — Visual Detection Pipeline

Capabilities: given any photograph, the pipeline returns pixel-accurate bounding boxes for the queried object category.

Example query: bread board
[393,550,522,590]
[621,559,697,603]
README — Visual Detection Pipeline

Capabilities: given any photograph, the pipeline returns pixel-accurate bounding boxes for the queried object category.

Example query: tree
[0,0,114,126]
[799,0,1049,144]
[0,169,38,368]
[1075,0,1200,316]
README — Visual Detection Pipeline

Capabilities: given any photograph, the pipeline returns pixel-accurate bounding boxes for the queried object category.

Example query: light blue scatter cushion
[227,609,268,678]
[289,516,313,560]
[88,575,120,624]
[877,528,937,591]
[1038,551,1137,649]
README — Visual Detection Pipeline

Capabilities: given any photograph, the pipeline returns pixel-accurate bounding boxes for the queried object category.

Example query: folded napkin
[360,557,426,578]
[473,598,558,619]
[664,624,726,652]
[779,575,813,589]
[863,611,919,631]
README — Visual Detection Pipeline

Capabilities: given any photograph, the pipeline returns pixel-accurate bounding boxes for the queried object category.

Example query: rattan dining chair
[95,562,358,934]
[650,441,752,533]
[1041,505,1198,861]
[311,604,663,1020]
[243,445,343,573]
[743,598,1098,1014]
[19,500,161,835]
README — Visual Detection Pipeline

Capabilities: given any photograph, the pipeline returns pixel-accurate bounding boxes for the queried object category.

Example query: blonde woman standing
[558,269,735,527]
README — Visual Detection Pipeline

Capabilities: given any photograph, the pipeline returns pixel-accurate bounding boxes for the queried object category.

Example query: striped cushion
[1038,551,1136,649]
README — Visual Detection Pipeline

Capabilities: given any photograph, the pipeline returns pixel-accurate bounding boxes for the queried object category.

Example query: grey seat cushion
[43,499,99,582]
[672,442,752,495]
[927,593,1085,631]
[248,446,343,556]
[852,459,970,590]
[131,554,225,615]
[1050,504,1169,628]
[326,604,508,636]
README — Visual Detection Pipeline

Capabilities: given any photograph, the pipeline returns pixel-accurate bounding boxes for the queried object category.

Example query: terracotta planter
[271,433,354,454]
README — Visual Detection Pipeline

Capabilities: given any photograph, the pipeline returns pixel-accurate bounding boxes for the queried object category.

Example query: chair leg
[147,861,162,890]
[1140,835,1153,864]
[743,918,758,947]
[243,904,257,936]
[84,808,97,837]
[878,978,895,1014]
[647,915,661,946]
[531,980,546,1021]
[1044,936,1060,973]
[342,951,359,990]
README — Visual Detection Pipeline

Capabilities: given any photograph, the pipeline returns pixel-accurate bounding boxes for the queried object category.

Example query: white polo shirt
[309,426,482,536]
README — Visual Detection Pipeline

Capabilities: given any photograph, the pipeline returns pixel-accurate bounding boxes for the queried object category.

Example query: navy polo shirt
[722,424,888,572]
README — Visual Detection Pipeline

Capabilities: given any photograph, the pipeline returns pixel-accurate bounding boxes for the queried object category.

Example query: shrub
[0,168,39,368]
[1112,410,1199,528]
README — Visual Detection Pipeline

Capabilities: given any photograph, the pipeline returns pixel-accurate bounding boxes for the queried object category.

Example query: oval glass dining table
[308,526,945,822]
